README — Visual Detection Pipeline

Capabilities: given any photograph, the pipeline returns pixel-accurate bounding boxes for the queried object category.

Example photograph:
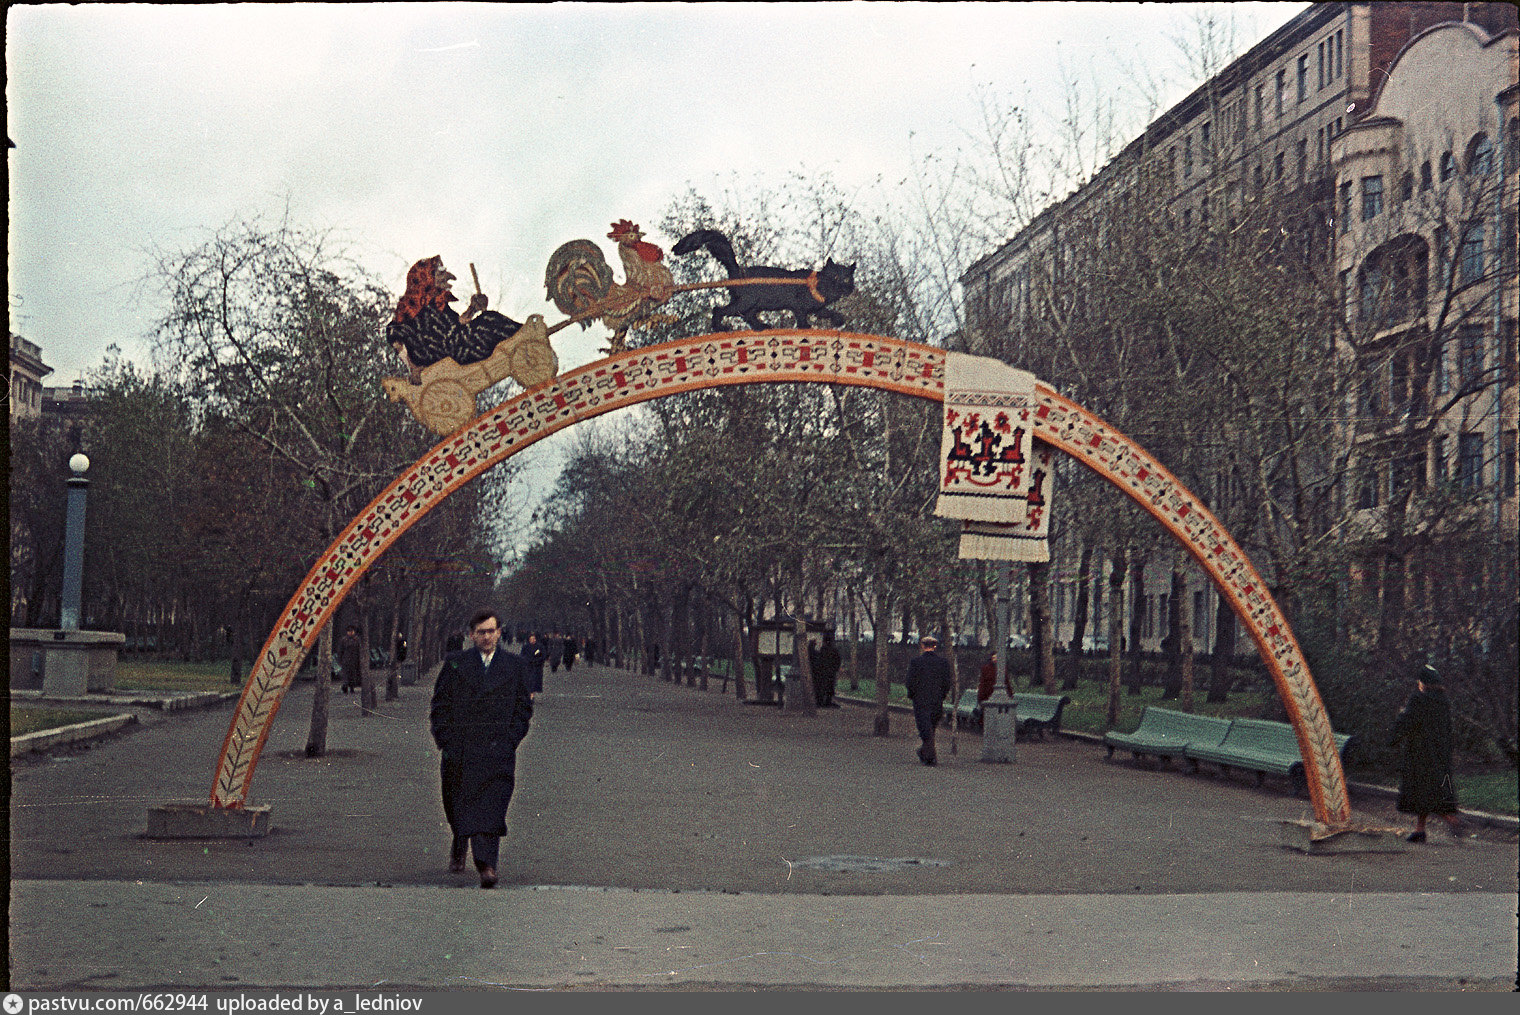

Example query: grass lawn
[115,657,241,692]
[1455,769,1518,816]
[11,705,110,737]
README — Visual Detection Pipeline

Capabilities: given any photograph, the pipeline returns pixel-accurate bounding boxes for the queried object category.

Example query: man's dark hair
[469,610,500,631]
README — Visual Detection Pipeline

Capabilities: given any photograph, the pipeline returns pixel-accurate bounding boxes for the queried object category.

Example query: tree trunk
[305,620,333,757]
[1126,550,1147,695]
[873,590,892,736]
[1207,596,1235,703]
[1031,560,1057,692]
[732,608,749,701]
[783,610,817,715]
[847,595,860,691]
[1063,540,1094,690]
[1178,570,1194,712]
[1106,553,1127,727]
[1162,566,1183,701]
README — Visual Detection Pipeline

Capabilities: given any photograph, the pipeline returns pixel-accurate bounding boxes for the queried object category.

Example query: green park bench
[1184,717,1356,796]
[950,689,1071,739]
[1103,707,1232,766]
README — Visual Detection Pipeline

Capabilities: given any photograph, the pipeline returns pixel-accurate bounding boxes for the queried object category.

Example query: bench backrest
[1010,693,1069,718]
[1134,707,1232,745]
[1218,717,1301,754]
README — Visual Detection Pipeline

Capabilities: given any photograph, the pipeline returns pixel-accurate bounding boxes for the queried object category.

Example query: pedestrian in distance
[977,652,1013,704]
[811,631,842,707]
[338,624,363,695]
[563,634,578,672]
[905,634,953,766]
[1391,664,1464,843]
[520,631,546,696]
[429,610,534,888]
[547,631,564,673]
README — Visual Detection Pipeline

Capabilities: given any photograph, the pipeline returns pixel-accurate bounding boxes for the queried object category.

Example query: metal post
[60,454,90,631]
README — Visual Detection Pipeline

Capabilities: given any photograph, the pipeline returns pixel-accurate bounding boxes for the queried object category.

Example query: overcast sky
[8,1,1309,389]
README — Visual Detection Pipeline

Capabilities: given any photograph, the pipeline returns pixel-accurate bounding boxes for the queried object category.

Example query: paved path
[9,662,1517,990]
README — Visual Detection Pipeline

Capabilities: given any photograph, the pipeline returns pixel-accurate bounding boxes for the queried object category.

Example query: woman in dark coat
[1390,665,1462,842]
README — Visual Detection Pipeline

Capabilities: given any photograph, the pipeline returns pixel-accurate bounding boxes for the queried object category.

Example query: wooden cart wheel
[510,338,559,389]
[417,378,475,435]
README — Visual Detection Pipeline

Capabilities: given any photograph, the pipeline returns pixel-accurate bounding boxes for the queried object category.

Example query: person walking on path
[562,634,579,673]
[520,632,547,696]
[1391,664,1463,843]
[547,632,564,674]
[905,634,953,766]
[811,632,842,707]
[338,624,363,695]
[430,610,535,888]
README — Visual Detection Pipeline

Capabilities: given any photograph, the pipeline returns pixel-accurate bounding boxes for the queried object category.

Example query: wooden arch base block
[145,800,271,839]
[1279,819,1409,854]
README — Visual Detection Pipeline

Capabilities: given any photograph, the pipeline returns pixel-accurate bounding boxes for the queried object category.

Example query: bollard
[981,689,1017,763]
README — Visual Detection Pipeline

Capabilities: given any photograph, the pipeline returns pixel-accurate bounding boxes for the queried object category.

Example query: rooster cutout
[545,220,676,354]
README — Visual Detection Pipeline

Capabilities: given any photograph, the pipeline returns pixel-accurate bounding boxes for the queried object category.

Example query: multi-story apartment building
[1333,18,1517,533]
[959,2,1518,658]
[9,332,52,420]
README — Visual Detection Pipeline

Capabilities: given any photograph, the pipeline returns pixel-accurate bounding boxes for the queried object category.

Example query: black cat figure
[672,229,855,331]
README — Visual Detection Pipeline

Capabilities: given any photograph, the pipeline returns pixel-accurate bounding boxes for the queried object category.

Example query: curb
[10,713,137,757]
[10,689,241,711]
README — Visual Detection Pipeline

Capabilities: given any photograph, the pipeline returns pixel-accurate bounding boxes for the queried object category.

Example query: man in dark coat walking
[905,634,953,765]
[430,610,534,887]
[811,632,843,707]
[1391,664,1462,842]
[520,632,547,695]
[338,624,363,695]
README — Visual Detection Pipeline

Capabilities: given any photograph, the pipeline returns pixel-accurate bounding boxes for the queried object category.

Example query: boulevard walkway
[9,661,1517,990]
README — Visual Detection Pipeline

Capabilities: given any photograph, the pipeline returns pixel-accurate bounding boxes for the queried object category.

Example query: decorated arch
[212,329,1353,827]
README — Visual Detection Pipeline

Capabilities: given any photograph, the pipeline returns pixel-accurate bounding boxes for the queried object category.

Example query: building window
[1400,172,1414,202]
[1255,163,1265,193]
[1361,176,1383,220]
[1334,30,1343,78]
[1420,161,1433,191]
[1184,135,1193,178]
[1432,435,1447,483]
[1458,324,1485,388]
[1274,151,1284,181]
[1467,133,1493,176]
[1459,222,1485,283]
[1457,432,1485,492]
[1357,465,1381,509]
[1276,69,1286,117]
[1183,208,1192,230]
[1340,180,1352,233]
[1317,41,1326,89]
[1297,54,1308,103]
[1297,139,1308,180]
[1255,83,1265,129]
[1439,151,1456,182]
[1433,337,1448,394]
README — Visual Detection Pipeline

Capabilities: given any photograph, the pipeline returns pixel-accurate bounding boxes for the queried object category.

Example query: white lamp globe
[69,453,91,475]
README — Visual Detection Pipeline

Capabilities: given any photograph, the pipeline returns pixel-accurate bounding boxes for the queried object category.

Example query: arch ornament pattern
[211,330,1352,827]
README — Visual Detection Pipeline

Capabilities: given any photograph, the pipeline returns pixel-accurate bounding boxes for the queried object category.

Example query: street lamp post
[60,453,90,630]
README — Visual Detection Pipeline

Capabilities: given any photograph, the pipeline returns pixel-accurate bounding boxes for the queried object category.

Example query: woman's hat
[1420,664,1443,685]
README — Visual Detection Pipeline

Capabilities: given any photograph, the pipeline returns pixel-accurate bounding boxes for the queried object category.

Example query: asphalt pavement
[9,660,1518,991]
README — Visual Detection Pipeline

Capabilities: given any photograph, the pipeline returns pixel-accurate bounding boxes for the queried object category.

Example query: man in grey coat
[430,610,534,888]
[905,634,953,766]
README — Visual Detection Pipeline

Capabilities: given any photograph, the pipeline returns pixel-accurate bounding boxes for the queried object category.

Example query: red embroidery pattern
[209,331,1350,827]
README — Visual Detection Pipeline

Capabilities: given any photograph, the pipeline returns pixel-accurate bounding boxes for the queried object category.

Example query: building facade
[959,2,1518,657]
[9,332,52,420]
